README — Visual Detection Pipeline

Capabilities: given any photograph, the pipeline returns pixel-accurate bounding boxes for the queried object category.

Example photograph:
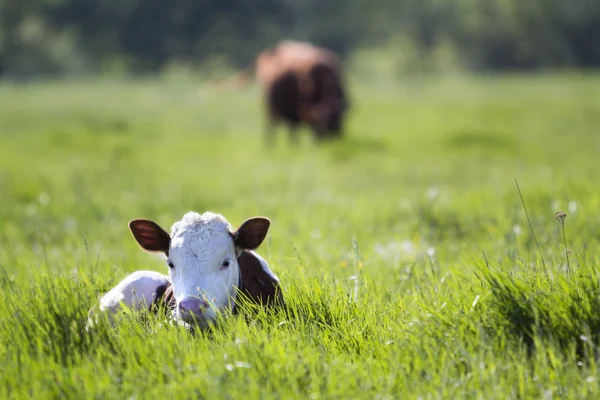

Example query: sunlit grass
[1,73,600,398]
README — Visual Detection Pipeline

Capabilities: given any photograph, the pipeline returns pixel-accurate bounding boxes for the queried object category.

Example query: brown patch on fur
[151,282,177,315]
[237,251,285,308]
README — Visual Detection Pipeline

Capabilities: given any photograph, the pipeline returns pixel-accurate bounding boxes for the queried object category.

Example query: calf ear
[232,217,270,250]
[129,219,171,254]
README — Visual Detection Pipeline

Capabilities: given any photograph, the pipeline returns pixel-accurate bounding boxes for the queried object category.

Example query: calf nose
[178,297,208,316]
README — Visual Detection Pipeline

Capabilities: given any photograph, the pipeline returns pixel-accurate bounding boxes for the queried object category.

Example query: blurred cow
[242,40,350,144]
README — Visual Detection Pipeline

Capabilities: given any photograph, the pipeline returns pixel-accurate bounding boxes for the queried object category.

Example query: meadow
[1,72,600,399]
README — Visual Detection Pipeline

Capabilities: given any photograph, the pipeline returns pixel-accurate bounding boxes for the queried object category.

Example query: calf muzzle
[178,297,210,321]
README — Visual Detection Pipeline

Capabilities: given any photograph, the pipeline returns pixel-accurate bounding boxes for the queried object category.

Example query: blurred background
[1,0,599,79]
[1,0,599,275]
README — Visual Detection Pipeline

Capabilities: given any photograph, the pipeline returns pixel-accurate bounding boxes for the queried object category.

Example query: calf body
[89,211,283,329]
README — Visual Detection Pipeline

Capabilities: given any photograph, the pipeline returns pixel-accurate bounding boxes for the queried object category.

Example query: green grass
[1,72,600,398]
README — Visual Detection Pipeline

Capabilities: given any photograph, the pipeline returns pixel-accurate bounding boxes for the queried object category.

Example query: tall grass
[1,74,600,398]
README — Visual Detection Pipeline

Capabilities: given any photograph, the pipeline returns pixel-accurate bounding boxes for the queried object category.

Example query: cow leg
[265,119,276,148]
[264,111,279,148]
[311,124,328,141]
[87,270,170,329]
[287,123,300,144]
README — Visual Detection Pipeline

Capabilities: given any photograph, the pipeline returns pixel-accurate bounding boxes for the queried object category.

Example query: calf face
[129,212,270,327]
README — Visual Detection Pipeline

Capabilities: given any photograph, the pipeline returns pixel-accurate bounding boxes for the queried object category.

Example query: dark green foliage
[481,262,600,358]
[0,0,599,77]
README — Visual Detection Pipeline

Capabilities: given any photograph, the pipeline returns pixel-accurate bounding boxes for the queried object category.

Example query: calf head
[129,212,270,327]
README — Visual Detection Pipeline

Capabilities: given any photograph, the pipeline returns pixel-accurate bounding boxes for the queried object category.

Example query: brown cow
[247,40,350,144]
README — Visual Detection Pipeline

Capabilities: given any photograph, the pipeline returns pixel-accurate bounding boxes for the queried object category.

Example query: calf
[89,211,284,329]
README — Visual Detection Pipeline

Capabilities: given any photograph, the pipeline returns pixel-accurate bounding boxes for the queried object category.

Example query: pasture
[1,73,600,398]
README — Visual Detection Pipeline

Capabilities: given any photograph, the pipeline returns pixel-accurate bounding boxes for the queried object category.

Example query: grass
[1,72,600,398]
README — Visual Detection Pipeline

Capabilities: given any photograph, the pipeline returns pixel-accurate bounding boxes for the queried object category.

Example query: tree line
[0,0,598,78]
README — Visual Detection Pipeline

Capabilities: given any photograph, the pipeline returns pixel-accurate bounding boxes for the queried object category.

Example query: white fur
[88,270,169,328]
[98,270,169,312]
[167,212,241,324]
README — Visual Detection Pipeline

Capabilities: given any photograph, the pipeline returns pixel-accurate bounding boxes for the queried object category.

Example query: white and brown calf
[90,211,284,329]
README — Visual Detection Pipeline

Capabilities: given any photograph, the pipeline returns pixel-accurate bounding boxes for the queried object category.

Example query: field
[1,73,600,399]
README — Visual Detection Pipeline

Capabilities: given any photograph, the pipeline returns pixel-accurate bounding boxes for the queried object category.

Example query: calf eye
[167,261,175,269]
[221,259,231,269]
